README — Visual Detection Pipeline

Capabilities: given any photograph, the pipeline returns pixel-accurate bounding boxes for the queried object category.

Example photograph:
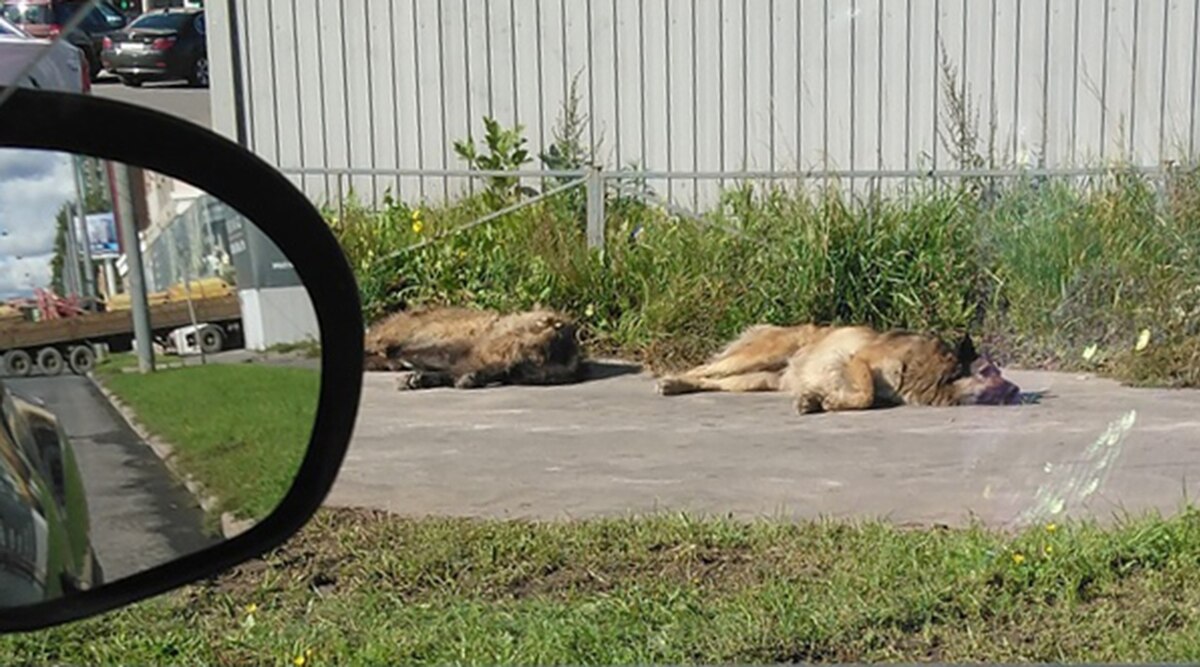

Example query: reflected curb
[85,370,256,540]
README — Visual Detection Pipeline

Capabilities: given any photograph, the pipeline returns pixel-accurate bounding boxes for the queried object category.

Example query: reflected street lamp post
[72,154,97,306]
[110,161,155,374]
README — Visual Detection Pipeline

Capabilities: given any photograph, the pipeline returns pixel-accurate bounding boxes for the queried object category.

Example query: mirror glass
[0,148,321,607]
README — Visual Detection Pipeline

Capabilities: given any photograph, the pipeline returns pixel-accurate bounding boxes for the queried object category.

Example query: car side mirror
[0,87,363,632]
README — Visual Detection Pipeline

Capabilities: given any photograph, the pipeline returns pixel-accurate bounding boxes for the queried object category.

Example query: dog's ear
[955,332,979,364]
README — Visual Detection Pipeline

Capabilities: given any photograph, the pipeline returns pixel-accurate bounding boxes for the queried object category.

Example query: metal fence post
[586,167,605,251]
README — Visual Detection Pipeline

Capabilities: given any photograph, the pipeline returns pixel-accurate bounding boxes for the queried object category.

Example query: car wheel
[120,75,142,88]
[188,56,208,88]
[68,346,96,375]
[4,350,33,377]
[37,347,64,376]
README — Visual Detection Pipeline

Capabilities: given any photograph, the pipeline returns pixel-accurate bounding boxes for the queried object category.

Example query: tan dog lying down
[656,322,1022,413]
[363,305,586,389]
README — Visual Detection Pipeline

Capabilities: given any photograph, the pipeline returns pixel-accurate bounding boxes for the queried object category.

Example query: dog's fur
[656,323,1022,413]
[363,305,586,390]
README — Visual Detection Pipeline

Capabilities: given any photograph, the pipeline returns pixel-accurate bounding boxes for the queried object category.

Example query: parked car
[0,380,101,604]
[0,12,98,605]
[100,7,205,88]
[0,12,88,93]
[0,0,127,80]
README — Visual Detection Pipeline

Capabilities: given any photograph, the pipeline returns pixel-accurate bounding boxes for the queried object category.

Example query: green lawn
[95,357,321,525]
[4,506,1200,664]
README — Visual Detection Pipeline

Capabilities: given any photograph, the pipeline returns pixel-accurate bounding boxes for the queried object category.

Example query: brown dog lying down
[656,322,1022,413]
[363,305,586,390]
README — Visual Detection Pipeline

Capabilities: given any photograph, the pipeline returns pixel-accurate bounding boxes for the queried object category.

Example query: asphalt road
[90,73,211,129]
[326,364,1200,530]
[6,376,216,584]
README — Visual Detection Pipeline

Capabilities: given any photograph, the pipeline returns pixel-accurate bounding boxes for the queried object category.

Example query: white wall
[209,0,1200,209]
[237,285,320,351]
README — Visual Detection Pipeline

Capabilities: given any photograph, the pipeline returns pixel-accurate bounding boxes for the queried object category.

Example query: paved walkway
[325,362,1200,528]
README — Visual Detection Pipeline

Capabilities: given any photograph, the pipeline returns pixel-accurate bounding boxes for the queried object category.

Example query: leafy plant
[454,116,536,210]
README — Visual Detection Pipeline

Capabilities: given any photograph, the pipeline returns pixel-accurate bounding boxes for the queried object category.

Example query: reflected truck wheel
[68,346,96,375]
[5,350,32,377]
[37,347,64,376]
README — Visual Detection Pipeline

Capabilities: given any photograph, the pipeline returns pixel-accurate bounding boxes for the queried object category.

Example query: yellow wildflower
[244,603,258,615]
[1011,553,1026,565]
[1044,545,1054,555]
[293,655,306,667]
[412,219,424,235]
[1045,523,1057,533]
[1135,328,1151,351]
[411,208,422,221]
[585,303,595,317]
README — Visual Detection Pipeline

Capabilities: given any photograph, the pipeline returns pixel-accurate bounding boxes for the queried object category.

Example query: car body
[0,0,127,80]
[0,381,100,604]
[100,7,206,88]
[0,11,97,606]
[0,14,88,94]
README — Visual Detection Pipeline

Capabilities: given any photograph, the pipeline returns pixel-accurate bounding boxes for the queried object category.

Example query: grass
[267,338,323,359]
[94,357,321,524]
[6,506,1200,664]
[329,166,1200,387]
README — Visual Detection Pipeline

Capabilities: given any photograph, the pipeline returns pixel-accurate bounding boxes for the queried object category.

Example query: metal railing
[283,163,1186,252]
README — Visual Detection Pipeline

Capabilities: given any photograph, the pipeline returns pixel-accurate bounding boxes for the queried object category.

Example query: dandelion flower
[1044,545,1054,555]
[1045,523,1057,533]
[293,655,306,667]
[412,219,424,235]
[1011,553,1026,565]
[244,603,258,615]
[411,208,422,221]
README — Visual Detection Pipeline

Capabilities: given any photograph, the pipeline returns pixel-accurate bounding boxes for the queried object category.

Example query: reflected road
[6,376,216,583]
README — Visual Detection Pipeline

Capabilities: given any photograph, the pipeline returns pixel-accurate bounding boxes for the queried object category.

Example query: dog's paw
[794,394,823,414]
[395,371,422,391]
[656,376,693,396]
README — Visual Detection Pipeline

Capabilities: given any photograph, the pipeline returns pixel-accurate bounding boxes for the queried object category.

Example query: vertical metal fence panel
[1103,1,1137,159]
[311,0,347,200]
[851,0,882,186]
[797,1,823,171]
[439,0,471,199]
[1130,0,1163,166]
[878,0,907,174]
[906,0,937,171]
[212,0,1200,210]
[266,0,301,189]
[342,1,376,201]
[590,0,618,173]
[1073,0,1107,164]
[668,0,697,206]
[824,0,852,175]
[693,0,721,205]
[394,0,422,202]
[1160,0,1195,160]
[1012,0,1048,166]
[1043,0,1074,168]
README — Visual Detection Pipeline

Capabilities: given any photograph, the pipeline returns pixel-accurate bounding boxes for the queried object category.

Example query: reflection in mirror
[0,148,321,607]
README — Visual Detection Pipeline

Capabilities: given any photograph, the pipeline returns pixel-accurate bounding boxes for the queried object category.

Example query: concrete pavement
[91,76,210,129]
[325,363,1200,529]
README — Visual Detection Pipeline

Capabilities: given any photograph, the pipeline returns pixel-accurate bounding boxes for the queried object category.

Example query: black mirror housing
[0,87,363,633]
